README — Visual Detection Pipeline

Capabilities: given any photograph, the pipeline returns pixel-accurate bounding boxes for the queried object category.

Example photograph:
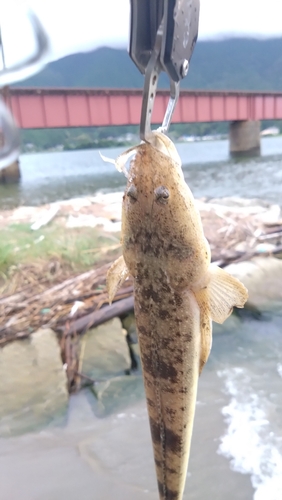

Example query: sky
[1,0,282,67]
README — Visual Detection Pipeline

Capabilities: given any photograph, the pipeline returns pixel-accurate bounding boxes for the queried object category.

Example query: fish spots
[174,293,183,307]
[142,353,178,383]
[142,353,154,376]
[157,481,165,498]
[165,428,183,455]
[136,297,151,314]
[183,332,193,343]
[166,488,180,500]
[150,417,163,446]
[136,263,149,280]
[158,309,171,320]
[165,406,177,424]
[138,325,150,338]
[154,459,178,476]
[149,419,183,455]
[160,337,173,350]
[142,235,162,257]
[174,352,184,365]
[159,360,178,383]
[164,384,176,394]
[142,284,162,304]
[157,481,179,500]
[146,397,156,409]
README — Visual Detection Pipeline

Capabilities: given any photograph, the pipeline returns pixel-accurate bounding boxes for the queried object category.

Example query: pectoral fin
[106,255,130,304]
[194,265,247,373]
[206,265,248,324]
[193,288,212,374]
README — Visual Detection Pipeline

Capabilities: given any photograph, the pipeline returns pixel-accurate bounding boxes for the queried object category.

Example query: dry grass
[0,222,121,289]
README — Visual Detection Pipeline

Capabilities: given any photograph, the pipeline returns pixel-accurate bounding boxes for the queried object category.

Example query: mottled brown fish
[106,132,248,500]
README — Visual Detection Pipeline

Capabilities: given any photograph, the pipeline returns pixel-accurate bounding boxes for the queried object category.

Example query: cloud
[2,0,282,66]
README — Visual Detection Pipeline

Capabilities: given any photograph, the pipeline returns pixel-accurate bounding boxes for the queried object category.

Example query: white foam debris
[31,205,60,230]
[217,367,282,500]
[277,364,282,378]
[66,215,121,232]
[70,301,84,317]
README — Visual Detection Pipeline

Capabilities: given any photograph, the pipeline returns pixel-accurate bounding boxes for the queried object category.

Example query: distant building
[260,127,280,136]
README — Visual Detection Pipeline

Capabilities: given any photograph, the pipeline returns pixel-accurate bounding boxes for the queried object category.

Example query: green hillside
[19,38,282,90]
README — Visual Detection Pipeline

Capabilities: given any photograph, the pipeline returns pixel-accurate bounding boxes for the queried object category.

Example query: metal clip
[130,0,199,143]
[139,22,180,142]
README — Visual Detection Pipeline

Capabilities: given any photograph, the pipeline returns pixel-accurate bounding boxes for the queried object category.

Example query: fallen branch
[61,296,134,336]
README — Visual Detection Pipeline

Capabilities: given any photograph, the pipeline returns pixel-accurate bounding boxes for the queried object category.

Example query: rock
[225,257,282,311]
[0,328,68,437]
[122,312,138,344]
[79,318,131,381]
[122,313,136,336]
[0,159,21,184]
[91,374,144,417]
[122,314,140,368]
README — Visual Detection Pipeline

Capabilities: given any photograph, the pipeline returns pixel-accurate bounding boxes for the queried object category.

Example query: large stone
[225,257,282,311]
[91,375,144,417]
[0,159,21,183]
[79,318,131,380]
[0,328,68,437]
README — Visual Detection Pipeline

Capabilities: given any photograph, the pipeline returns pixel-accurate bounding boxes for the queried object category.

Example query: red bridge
[6,87,282,129]
[2,87,281,163]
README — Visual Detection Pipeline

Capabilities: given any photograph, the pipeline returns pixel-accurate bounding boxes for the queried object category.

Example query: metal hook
[139,20,180,142]
[0,10,50,86]
[139,25,163,142]
[159,79,180,135]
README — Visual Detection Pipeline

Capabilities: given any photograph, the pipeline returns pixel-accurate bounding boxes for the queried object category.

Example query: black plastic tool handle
[129,0,199,82]
[129,0,164,75]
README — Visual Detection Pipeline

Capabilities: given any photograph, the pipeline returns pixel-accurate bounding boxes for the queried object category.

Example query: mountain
[17,38,282,91]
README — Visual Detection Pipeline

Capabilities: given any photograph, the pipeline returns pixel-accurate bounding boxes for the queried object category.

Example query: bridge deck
[6,88,282,129]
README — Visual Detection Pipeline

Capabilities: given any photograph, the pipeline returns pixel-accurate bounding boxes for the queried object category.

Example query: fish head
[122,132,210,286]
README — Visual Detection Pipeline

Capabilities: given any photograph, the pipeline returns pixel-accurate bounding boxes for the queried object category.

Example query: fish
[106,131,248,500]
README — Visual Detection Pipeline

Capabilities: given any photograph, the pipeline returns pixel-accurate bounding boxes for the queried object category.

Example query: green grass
[0,222,121,275]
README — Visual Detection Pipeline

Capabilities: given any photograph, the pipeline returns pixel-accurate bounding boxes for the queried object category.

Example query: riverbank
[1,191,282,350]
[1,192,281,274]
[1,192,282,415]
[1,192,282,498]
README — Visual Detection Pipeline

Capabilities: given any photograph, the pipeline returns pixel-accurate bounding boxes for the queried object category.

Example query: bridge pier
[0,159,21,184]
[229,120,261,158]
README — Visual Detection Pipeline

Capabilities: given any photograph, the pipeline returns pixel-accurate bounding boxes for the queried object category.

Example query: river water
[1,136,282,209]
[1,137,282,500]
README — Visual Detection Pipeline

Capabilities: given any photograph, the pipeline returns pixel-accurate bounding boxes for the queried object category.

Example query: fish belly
[134,276,201,500]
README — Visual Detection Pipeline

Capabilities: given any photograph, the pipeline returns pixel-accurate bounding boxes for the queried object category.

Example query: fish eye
[127,184,138,202]
[154,186,170,204]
